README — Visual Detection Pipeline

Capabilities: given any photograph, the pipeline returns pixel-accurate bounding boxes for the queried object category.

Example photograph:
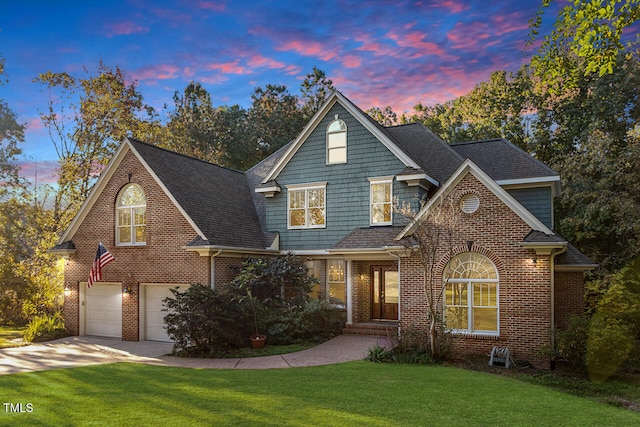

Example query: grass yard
[0,362,638,426]
[0,326,25,349]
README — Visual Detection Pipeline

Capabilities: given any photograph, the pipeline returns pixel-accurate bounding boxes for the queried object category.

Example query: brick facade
[63,150,210,340]
[397,173,555,369]
[554,271,585,328]
[60,134,587,370]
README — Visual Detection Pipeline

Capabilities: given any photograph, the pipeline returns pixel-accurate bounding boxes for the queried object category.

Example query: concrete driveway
[0,336,173,375]
[0,335,387,375]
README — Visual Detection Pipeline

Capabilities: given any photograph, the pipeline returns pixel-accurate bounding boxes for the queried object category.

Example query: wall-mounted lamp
[123,285,133,294]
[360,274,366,282]
[531,257,538,265]
[64,284,71,295]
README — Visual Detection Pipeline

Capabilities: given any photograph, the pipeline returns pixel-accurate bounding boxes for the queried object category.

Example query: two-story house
[53,91,594,368]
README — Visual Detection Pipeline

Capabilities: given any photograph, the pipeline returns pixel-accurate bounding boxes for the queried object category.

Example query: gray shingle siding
[265,104,421,250]
[507,187,553,229]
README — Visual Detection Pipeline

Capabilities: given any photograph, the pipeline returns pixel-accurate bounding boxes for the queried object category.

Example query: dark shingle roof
[556,243,596,267]
[450,139,558,182]
[128,138,268,249]
[523,230,566,243]
[331,227,406,250]
[246,142,291,230]
[385,123,464,185]
[522,230,595,267]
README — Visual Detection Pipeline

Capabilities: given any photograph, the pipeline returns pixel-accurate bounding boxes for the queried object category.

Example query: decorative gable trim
[261,91,421,184]
[56,138,207,245]
[397,159,555,240]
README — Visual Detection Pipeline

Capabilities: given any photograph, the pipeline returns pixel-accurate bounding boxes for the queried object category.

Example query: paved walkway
[0,335,390,375]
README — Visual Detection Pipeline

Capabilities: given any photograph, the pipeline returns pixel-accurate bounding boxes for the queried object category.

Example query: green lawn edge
[0,361,638,426]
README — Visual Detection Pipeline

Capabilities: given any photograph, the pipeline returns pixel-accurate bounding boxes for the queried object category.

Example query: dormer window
[116,183,146,246]
[327,118,347,164]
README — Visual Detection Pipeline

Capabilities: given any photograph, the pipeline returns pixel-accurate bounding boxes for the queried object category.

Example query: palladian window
[116,183,146,245]
[444,253,498,334]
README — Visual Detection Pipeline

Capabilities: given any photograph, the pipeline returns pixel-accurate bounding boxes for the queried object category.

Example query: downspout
[549,245,567,362]
[210,250,222,289]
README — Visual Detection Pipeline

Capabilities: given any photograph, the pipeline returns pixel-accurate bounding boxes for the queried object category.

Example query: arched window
[326,118,347,164]
[116,183,146,245]
[444,253,498,334]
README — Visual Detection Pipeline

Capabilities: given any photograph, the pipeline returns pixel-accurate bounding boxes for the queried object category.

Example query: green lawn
[0,326,25,349]
[0,362,638,426]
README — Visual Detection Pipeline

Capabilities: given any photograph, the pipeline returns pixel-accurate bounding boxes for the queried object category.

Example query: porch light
[123,285,133,294]
[64,284,71,295]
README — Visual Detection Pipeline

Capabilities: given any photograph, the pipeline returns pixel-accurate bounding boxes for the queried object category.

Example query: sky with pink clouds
[2,0,564,182]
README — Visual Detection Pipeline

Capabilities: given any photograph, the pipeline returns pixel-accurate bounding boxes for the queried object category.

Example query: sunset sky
[2,0,564,182]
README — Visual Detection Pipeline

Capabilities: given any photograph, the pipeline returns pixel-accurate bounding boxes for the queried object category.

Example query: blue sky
[2,0,562,182]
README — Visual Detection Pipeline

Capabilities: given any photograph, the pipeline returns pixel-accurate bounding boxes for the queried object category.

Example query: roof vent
[460,193,480,214]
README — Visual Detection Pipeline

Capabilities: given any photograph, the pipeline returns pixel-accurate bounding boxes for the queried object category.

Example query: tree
[366,106,398,127]
[0,56,24,199]
[247,84,305,161]
[530,0,640,89]
[408,70,533,150]
[585,256,640,382]
[396,195,468,361]
[35,62,166,227]
[164,82,223,164]
[300,67,335,120]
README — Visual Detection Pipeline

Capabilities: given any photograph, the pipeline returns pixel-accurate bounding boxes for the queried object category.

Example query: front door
[371,266,398,320]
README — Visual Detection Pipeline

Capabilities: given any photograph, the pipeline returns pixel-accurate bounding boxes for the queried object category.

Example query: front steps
[343,322,398,338]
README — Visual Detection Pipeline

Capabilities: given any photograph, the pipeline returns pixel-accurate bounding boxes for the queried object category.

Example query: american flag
[88,242,115,288]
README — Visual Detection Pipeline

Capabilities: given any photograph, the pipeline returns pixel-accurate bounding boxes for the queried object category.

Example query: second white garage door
[142,284,189,342]
[85,283,122,338]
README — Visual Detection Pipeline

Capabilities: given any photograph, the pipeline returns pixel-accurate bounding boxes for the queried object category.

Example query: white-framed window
[116,183,146,246]
[287,183,326,229]
[369,177,393,225]
[327,118,347,164]
[444,253,498,335]
[305,259,346,306]
[327,259,346,304]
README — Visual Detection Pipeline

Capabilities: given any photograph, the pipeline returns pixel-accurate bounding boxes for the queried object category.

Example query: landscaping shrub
[367,324,450,365]
[164,254,341,356]
[22,312,68,342]
[552,314,590,373]
[230,253,338,345]
[163,284,248,356]
[367,345,394,363]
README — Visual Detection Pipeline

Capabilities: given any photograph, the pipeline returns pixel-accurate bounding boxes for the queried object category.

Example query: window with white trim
[327,118,347,164]
[116,183,146,245]
[444,253,498,334]
[287,183,326,229]
[305,259,346,306]
[369,177,393,225]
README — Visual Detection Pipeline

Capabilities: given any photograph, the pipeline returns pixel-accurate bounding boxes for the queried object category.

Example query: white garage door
[143,284,188,342]
[85,283,122,338]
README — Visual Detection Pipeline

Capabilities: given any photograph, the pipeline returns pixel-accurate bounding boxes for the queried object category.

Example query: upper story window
[369,177,393,226]
[116,183,146,246]
[287,183,326,229]
[444,253,498,335]
[327,118,347,164]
